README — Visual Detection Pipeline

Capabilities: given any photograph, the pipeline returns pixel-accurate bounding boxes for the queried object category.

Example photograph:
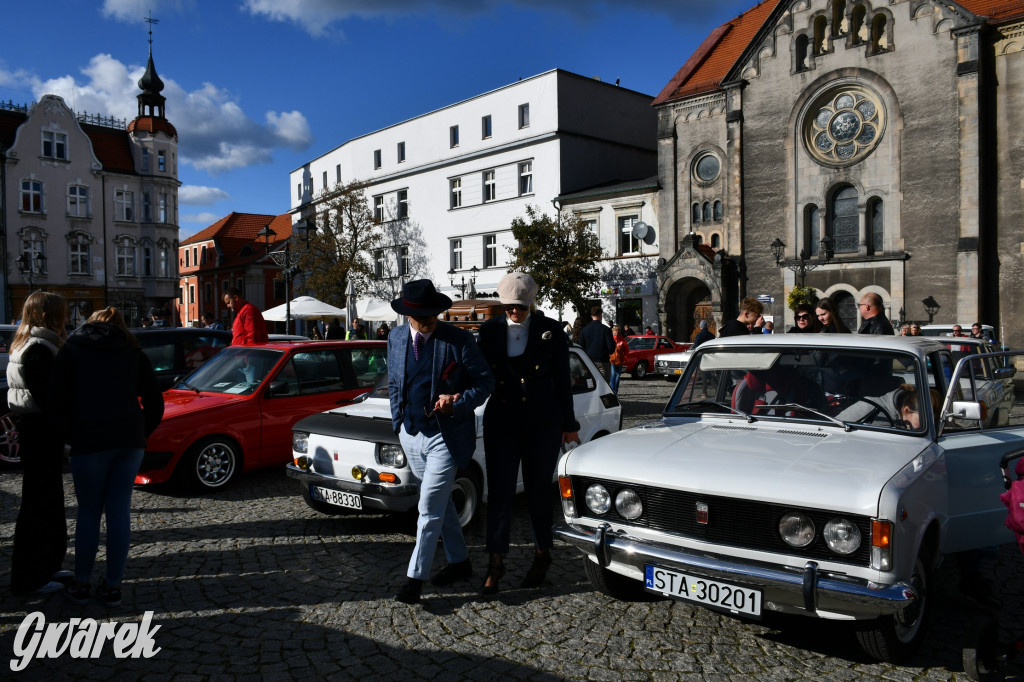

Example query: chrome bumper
[285,463,418,512]
[555,522,916,618]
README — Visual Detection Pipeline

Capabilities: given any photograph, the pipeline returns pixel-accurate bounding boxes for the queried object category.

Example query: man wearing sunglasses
[387,279,494,605]
[856,293,895,335]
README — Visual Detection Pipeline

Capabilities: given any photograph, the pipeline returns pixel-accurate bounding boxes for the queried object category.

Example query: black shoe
[96,582,122,607]
[520,549,552,589]
[65,581,91,605]
[430,559,472,587]
[480,554,506,596]
[393,578,423,604]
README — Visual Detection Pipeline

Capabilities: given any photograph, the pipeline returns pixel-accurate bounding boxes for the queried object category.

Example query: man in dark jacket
[692,320,715,348]
[718,297,764,338]
[857,293,895,335]
[579,306,614,379]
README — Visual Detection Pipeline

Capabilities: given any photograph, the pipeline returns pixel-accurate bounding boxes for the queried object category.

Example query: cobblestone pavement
[1,376,1023,680]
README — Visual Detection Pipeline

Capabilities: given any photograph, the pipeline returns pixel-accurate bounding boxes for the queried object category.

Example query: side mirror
[994,366,1016,380]
[268,379,290,397]
[948,400,984,422]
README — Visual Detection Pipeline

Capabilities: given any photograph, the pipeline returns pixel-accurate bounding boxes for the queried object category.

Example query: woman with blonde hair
[8,291,70,595]
[50,306,163,607]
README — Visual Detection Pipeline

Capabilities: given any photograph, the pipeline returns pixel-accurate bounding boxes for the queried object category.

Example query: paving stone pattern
[1,377,1023,679]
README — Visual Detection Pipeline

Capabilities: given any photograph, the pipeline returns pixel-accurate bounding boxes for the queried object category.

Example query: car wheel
[632,361,648,380]
[0,412,21,465]
[180,436,239,492]
[299,483,354,516]
[582,556,649,601]
[452,465,482,528]
[854,552,930,663]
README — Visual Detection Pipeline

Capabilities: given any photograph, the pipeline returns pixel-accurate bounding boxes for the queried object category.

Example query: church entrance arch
[665,277,712,342]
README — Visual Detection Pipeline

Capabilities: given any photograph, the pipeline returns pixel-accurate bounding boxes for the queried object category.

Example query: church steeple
[128,13,177,139]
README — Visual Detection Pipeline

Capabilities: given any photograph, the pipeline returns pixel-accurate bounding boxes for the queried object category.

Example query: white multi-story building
[289,69,656,316]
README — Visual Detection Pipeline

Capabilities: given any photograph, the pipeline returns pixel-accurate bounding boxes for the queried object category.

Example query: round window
[694,154,721,182]
[804,86,884,166]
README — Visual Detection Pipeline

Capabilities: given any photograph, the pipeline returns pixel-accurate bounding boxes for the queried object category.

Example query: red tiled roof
[0,109,26,149]
[127,116,178,139]
[654,0,1024,107]
[81,123,136,174]
[181,212,293,272]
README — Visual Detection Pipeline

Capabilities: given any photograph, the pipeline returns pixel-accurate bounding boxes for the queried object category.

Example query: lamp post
[771,236,834,287]
[257,224,304,334]
[922,296,940,324]
[17,251,46,293]
[447,265,478,299]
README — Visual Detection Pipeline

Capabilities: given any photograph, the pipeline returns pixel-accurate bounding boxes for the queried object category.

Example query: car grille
[658,360,685,369]
[570,476,872,567]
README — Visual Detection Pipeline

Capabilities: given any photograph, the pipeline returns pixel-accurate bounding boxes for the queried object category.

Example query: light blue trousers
[399,428,468,580]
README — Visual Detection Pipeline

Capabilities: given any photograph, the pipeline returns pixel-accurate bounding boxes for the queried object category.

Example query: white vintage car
[287,347,622,527]
[654,349,693,382]
[555,334,1023,663]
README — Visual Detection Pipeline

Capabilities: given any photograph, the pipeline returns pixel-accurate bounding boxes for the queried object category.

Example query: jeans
[70,448,144,587]
[399,428,468,580]
[609,363,623,394]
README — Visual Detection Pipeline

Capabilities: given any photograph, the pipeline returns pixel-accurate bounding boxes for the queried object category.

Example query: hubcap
[197,443,234,486]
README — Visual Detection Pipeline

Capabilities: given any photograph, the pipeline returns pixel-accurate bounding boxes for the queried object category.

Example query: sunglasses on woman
[795,314,810,321]
[505,304,529,313]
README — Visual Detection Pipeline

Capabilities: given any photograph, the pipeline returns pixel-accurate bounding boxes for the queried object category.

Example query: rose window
[805,87,884,166]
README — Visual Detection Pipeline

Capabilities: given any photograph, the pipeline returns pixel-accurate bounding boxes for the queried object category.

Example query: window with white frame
[450,239,463,270]
[21,229,45,271]
[399,246,409,276]
[397,141,406,163]
[189,285,195,304]
[200,245,207,265]
[68,232,90,275]
[373,149,382,169]
[374,249,385,278]
[297,183,301,200]
[41,131,67,160]
[114,189,134,221]
[67,185,89,217]
[159,245,169,277]
[450,178,462,209]
[192,247,198,266]
[115,237,136,276]
[450,125,459,148]
[143,244,153,276]
[483,170,496,202]
[20,179,43,213]
[484,234,497,268]
[141,148,150,171]
[397,189,408,219]
[518,103,530,129]
[482,115,492,139]
[185,249,190,268]
[322,171,327,190]
[374,195,384,222]
[159,193,167,223]
[158,150,166,171]
[336,164,341,183]
[519,161,533,195]
[143,192,152,222]
[618,215,640,255]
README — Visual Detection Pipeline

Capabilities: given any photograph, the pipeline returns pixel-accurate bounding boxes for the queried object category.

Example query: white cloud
[20,54,312,174]
[182,212,222,225]
[179,185,230,205]
[101,0,196,22]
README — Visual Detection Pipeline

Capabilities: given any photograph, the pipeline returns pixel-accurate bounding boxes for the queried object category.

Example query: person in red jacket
[222,287,268,346]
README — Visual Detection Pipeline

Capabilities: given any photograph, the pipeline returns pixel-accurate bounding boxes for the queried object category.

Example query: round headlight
[377,444,407,468]
[823,518,862,555]
[585,484,611,515]
[292,432,308,454]
[615,488,643,520]
[779,512,816,548]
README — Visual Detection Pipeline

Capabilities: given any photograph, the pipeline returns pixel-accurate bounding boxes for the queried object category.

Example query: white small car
[555,335,1023,663]
[287,347,622,527]
[654,349,693,382]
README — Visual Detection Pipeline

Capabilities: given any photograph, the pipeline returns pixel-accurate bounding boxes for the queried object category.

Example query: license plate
[310,485,362,510]
[645,565,761,616]
[673,368,683,375]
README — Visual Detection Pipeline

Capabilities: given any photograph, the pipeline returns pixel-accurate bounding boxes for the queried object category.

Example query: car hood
[562,419,929,516]
[162,390,246,417]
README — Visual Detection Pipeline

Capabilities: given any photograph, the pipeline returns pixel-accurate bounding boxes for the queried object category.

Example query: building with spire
[0,37,180,326]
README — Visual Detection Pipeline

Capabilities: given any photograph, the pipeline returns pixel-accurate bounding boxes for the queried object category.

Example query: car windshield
[177,347,284,395]
[667,346,930,433]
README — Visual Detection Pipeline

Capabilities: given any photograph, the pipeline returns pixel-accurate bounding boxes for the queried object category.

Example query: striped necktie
[413,332,424,361]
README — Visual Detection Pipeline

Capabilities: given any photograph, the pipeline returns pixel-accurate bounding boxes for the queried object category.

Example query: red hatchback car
[138,340,386,492]
[624,335,688,379]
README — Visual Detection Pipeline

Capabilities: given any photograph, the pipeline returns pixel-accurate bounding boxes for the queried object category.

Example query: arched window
[871,14,888,53]
[868,197,883,254]
[692,203,701,224]
[851,4,867,44]
[710,233,721,249]
[795,34,810,71]
[814,15,828,54]
[830,186,859,253]
[702,202,711,223]
[713,200,723,221]
[832,0,847,36]
[805,204,821,256]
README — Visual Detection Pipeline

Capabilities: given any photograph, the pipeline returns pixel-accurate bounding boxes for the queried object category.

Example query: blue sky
[1,0,756,238]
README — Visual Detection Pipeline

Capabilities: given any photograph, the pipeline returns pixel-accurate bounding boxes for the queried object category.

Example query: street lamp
[922,296,940,324]
[448,265,478,299]
[256,224,299,333]
[16,252,46,293]
[771,235,834,286]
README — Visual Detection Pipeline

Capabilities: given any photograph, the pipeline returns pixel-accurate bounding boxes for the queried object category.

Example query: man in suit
[387,279,493,604]
[477,273,579,594]
[579,305,614,380]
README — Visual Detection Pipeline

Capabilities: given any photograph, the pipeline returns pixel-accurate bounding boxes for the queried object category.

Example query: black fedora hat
[391,279,453,317]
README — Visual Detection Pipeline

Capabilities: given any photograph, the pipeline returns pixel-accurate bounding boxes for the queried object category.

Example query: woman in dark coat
[7,292,69,595]
[477,273,580,594]
[788,303,821,333]
[50,307,164,607]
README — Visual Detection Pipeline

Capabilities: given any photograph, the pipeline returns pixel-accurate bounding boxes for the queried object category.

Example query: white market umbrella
[262,295,347,321]
[359,298,398,322]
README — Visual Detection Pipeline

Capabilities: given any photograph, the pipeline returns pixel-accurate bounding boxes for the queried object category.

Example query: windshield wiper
[672,400,755,423]
[765,403,850,431]
[178,381,200,394]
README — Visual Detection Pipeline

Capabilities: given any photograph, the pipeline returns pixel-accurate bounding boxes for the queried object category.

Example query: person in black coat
[579,306,614,379]
[478,273,580,594]
[857,293,895,335]
[49,307,164,607]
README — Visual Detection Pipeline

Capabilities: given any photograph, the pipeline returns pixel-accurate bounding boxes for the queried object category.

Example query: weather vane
[145,11,159,47]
